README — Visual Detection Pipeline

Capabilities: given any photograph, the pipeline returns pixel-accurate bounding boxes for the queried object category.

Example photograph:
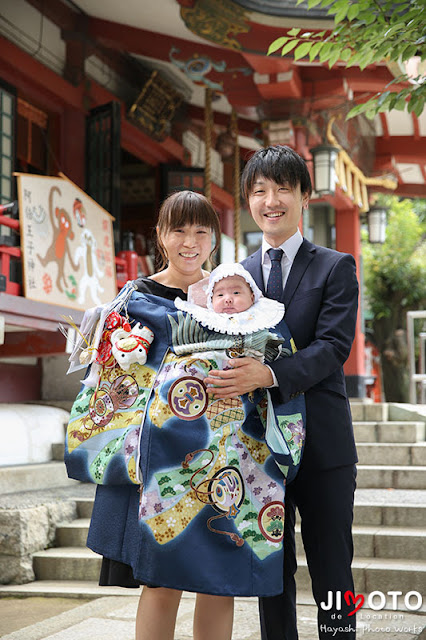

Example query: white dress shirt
[261,228,303,292]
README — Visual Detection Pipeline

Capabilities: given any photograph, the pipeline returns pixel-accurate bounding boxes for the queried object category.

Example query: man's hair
[241,145,313,201]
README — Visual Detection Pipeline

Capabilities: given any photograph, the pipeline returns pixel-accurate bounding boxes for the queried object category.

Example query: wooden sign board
[16,173,117,310]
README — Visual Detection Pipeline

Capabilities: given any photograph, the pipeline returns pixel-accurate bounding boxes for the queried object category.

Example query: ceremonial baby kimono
[65,271,305,597]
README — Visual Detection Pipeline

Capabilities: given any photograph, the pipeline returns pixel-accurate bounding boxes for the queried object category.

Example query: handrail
[407,310,426,404]
[326,118,398,213]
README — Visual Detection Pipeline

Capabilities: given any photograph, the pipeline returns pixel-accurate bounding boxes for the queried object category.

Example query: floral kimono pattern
[66,289,306,596]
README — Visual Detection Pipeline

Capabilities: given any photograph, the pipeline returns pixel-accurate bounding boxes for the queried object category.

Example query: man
[204,145,359,639]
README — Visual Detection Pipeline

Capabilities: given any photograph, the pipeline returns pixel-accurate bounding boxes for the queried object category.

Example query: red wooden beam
[0,330,67,358]
[373,183,426,197]
[121,120,184,166]
[88,17,249,67]
[0,37,84,112]
[376,137,426,164]
[87,16,262,107]
[257,68,303,100]
[0,292,83,332]
[25,0,78,32]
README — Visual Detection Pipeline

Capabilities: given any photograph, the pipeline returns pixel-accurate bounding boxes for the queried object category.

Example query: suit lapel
[243,248,265,294]
[283,239,316,308]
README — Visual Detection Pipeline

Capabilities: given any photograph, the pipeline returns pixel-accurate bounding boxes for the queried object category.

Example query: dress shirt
[261,228,303,291]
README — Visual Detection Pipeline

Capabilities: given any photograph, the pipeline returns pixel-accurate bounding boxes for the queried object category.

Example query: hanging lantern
[367,206,387,244]
[310,144,339,196]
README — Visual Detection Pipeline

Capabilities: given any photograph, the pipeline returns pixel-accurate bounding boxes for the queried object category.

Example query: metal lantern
[310,144,339,196]
[367,206,387,244]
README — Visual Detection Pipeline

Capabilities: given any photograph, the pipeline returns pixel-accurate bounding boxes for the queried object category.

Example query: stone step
[76,498,95,519]
[51,442,65,461]
[350,403,389,422]
[0,579,138,599]
[353,421,425,443]
[32,547,426,595]
[57,518,426,561]
[1,581,424,622]
[0,462,79,495]
[356,465,426,489]
[353,503,426,528]
[299,526,426,561]
[33,547,102,582]
[356,443,426,466]
[56,519,91,547]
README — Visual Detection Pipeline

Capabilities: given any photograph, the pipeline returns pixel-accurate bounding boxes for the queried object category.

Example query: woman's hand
[204,358,274,399]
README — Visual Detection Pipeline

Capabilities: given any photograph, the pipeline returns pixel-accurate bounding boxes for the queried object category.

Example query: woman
[66,191,301,640]
[87,190,234,640]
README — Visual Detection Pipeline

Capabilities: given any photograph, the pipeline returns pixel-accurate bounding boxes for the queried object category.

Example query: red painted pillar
[335,203,366,397]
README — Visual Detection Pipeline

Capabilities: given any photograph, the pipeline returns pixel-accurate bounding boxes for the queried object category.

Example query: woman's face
[159,223,213,276]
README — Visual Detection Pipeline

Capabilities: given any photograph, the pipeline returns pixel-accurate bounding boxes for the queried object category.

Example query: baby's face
[211,275,254,314]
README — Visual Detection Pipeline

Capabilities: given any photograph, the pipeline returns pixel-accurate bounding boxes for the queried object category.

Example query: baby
[173,262,304,475]
[175,263,286,356]
[210,272,255,315]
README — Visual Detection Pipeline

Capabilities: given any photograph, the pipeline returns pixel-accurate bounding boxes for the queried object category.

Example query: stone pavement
[0,591,425,640]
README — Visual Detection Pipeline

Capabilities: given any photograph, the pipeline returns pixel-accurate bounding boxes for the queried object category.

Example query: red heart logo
[344,590,365,616]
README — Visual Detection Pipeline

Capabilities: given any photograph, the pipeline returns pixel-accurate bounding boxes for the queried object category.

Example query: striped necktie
[266,248,284,301]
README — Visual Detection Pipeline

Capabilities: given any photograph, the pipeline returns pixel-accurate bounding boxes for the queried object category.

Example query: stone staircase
[1,401,426,607]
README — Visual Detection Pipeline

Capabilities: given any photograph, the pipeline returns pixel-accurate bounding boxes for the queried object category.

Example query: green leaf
[335,4,349,23]
[363,11,378,24]
[288,28,301,36]
[377,91,391,106]
[412,98,425,118]
[318,41,334,62]
[394,96,408,110]
[294,42,313,60]
[309,41,324,61]
[267,37,289,55]
[340,47,353,61]
[400,44,419,61]
[281,40,299,56]
[388,93,399,110]
[365,108,377,120]
[328,48,341,67]
[347,103,368,119]
[307,0,324,6]
[347,4,360,20]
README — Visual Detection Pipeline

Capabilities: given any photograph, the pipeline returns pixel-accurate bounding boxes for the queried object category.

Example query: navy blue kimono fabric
[80,290,306,596]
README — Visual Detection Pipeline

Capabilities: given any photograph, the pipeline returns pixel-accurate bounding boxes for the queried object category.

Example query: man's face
[247,176,309,247]
[211,275,254,314]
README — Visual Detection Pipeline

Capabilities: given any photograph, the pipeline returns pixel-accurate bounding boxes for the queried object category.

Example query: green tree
[363,196,426,401]
[268,0,425,119]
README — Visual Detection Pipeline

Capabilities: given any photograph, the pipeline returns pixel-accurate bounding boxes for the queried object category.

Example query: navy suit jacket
[242,239,359,471]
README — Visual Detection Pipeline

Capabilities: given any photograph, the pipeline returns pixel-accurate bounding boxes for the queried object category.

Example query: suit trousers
[259,463,357,640]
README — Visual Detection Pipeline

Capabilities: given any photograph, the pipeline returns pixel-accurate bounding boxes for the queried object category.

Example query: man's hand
[204,358,274,399]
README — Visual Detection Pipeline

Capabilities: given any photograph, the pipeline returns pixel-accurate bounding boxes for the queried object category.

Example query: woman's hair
[241,145,312,201]
[156,190,221,270]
